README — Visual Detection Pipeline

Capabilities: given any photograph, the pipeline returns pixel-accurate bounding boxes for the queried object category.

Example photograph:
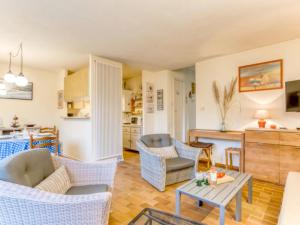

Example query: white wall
[142,70,173,135]
[0,63,62,127]
[196,38,300,165]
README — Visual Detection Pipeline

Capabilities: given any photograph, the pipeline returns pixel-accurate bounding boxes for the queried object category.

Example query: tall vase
[220,120,226,132]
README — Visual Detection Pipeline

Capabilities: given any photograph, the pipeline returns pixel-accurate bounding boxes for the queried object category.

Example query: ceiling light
[0,89,7,96]
[15,73,28,87]
[4,53,16,83]
[0,83,6,90]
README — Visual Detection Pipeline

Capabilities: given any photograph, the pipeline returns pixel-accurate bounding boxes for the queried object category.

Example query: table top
[128,208,204,225]
[189,129,244,141]
[177,170,252,207]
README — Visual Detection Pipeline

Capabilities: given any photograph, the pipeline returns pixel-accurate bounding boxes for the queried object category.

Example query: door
[174,79,185,142]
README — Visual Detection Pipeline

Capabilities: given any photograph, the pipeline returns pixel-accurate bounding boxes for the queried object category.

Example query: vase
[220,121,226,132]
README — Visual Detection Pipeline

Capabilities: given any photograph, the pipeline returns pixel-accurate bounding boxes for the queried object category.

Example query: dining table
[0,134,61,160]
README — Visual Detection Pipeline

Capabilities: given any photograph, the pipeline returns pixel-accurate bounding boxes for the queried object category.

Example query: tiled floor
[109,150,283,225]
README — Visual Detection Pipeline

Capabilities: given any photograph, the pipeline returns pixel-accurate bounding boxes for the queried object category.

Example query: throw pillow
[149,145,178,159]
[35,165,71,194]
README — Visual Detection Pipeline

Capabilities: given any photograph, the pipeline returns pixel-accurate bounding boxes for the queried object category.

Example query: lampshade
[0,89,7,96]
[15,73,28,87]
[254,109,270,119]
[4,71,16,83]
[0,83,5,90]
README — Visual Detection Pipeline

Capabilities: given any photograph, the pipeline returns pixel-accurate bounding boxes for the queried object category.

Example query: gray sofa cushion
[141,134,172,148]
[0,149,55,187]
[66,184,109,195]
[166,157,195,172]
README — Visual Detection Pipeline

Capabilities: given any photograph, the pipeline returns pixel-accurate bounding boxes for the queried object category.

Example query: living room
[0,1,300,225]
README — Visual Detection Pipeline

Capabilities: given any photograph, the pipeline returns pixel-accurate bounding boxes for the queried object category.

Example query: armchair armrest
[174,139,201,160]
[52,155,117,187]
[0,180,111,225]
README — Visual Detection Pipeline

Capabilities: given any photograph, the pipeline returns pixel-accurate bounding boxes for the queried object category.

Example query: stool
[189,141,213,169]
[225,147,243,172]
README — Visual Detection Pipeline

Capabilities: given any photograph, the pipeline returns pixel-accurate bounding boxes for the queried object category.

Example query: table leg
[248,177,253,204]
[235,190,242,221]
[220,206,225,225]
[176,190,181,215]
[197,200,203,207]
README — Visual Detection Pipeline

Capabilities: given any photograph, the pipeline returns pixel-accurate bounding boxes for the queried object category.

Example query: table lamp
[254,109,270,128]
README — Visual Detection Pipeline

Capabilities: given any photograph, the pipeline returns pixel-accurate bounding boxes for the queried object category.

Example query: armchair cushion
[149,145,178,159]
[166,157,195,172]
[141,134,172,148]
[0,149,55,187]
[66,184,109,195]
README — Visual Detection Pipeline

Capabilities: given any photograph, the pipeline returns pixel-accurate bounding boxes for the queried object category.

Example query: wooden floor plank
[110,151,283,225]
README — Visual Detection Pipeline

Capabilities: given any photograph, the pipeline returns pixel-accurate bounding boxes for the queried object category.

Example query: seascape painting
[0,80,33,100]
[238,59,283,92]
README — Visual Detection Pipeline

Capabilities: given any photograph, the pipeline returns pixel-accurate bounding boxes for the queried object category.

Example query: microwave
[131,116,142,125]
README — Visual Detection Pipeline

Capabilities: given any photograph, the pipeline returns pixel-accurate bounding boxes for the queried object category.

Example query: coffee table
[176,170,252,225]
[128,208,205,225]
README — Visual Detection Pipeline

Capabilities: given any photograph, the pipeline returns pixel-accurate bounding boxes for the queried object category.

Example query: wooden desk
[188,129,245,171]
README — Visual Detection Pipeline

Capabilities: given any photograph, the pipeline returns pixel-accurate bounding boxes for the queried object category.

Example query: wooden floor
[109,151,283,225]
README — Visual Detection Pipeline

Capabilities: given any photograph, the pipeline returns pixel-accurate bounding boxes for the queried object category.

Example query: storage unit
[64,68,89,101]
[122,90,132,112]
[123,125,142,151]
[245,129,300,185]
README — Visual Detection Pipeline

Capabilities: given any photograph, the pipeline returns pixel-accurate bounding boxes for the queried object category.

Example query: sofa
[137,134,201,191]
[0,149,117,225]
[278,172,300,225]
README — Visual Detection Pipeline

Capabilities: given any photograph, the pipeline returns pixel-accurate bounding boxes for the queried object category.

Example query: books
[217,174,235,185]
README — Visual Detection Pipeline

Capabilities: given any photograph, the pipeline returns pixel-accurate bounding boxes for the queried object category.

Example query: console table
[188,129,245,171]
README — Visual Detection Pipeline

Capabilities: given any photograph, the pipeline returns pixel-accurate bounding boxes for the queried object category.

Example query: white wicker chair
[137,134,201,192]
[0,153,117,225]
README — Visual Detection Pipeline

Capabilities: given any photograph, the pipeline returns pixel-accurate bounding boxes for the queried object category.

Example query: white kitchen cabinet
[122,90,132,112]
[122,125,142,151]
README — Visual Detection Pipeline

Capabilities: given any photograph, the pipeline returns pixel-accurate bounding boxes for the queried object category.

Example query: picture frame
[0,80,33,100]
[238,59,283,92]
[157,89,164,111]
[57,90,64,109]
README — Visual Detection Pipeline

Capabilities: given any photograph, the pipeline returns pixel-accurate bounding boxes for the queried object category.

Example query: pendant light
[4,53,16,83]
[3,43,28,87]
[15,44,28,87]
[0,83,6,96]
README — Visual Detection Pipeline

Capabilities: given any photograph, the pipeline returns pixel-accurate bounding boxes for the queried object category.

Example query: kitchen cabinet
[122,90,132,112]
[64,67,89,101]
[245,129,300,185]
[123,125,142,151]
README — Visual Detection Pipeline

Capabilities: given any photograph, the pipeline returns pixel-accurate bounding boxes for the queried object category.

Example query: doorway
[174,79,185,142]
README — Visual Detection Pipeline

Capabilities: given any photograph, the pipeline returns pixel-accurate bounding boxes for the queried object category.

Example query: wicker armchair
[137,134,201,192]
[0,150,117,225]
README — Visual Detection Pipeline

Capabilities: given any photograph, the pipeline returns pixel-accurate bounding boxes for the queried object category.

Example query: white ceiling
[1,0,300,72]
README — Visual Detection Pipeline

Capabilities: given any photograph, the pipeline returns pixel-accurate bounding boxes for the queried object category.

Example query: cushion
[66,184,109,195]
[141,134,172,148]
[35,166,71,194]
[149,145,178,159]
[0,149,55,187]
[166,157,195,172]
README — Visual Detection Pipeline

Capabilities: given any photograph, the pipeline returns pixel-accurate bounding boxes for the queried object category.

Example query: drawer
[123,126,131,133]
[131,127,141,134]
[245,142,280,183]
[245,130,279,144]
[280,132,300,147]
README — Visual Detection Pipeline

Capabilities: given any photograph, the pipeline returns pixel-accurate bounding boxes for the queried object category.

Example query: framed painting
[0,80,33,100]
[238,59,283,92]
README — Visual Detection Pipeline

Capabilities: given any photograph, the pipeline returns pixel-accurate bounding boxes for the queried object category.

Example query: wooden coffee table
[176,170,252,225]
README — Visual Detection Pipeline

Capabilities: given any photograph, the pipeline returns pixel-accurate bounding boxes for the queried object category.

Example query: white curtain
[90,56,122,160]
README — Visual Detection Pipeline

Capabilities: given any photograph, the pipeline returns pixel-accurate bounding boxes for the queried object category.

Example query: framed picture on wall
[57,90,64,109]
[0,80,33,100]
[157,89,163,111]
[238,59,283,92]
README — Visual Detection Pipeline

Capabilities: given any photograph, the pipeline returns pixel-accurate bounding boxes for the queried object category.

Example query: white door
[174,79,185,142]
[90,55,123,160]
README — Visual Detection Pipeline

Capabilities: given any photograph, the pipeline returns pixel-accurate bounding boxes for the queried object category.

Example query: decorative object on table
[3,43,29,87]
[128,208,205,225]
[146,82,154,113]
[212,77,237,131]
[157,89,164,111]
[270,124,277,129]
[239,59,283,92]
[0,149,117,225]
[176,170,253,225]
[0,79,33,100]
[217,174,235,185]
[11,115,20,128]
[254,109,270,128]
[57,90,64,109]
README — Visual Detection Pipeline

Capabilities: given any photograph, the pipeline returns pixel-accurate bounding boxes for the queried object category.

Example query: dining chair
[39,126,57,134]
[29,130,59,155]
